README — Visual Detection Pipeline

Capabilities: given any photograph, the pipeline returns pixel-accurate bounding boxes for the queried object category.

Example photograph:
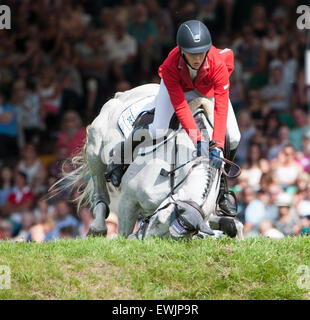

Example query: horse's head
[168,200,214,239]
[145,100,220,240]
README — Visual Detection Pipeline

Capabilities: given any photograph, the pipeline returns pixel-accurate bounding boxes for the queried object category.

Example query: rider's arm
[160,65,202,144]
[211,61,230,150]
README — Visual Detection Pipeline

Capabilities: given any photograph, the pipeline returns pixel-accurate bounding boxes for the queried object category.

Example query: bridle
[140,110,241,239]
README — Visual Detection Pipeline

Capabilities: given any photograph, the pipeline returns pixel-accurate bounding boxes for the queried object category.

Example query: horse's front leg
[86,126,110,237]
[117,194,140,238]
[208,214,244,240]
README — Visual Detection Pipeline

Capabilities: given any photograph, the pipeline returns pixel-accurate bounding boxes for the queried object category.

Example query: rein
[160,143,242,198]
[140,109,242,238]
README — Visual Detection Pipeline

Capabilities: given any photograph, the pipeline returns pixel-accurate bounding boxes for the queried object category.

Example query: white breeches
[147,79,240,150]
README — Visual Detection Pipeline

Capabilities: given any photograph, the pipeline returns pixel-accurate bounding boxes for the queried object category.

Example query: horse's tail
[49,126,94,212]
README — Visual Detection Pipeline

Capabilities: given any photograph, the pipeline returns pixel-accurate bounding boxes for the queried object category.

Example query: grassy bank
[0,236,309,300]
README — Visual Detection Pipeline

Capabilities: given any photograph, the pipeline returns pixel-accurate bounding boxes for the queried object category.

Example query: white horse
[55,84,243,239]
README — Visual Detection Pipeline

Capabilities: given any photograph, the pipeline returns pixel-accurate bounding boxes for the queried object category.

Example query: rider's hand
[196,140,208,157]
[209,147,223,169]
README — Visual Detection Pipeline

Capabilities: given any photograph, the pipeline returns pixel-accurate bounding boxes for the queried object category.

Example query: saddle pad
[138,109,207,156]
[118,95,156,139]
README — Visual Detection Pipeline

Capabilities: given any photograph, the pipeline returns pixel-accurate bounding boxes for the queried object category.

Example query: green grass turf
[0,236,309,300]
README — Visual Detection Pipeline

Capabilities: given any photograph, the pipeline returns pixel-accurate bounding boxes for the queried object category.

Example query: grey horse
[53,84,243,239]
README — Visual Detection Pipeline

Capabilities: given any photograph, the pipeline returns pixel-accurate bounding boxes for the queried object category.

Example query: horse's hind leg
[86,126,110,236]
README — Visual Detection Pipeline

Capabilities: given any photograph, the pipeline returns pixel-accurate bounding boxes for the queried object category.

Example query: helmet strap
[180,49,208,71]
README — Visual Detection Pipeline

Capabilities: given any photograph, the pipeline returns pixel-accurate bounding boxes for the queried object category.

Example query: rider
[105,20,240,217]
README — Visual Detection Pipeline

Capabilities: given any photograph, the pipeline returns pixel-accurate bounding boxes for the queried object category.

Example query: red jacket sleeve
[160,65,202,144]
[211,61,230,150]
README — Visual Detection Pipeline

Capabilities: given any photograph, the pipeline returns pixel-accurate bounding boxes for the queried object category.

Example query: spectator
[242,144,266,190]
[59,225,76,239]
[78,207,93,238]
[267,125,291,160]
[11,79,43,146]
[37,66,63,131]
[33,198,55,222]
[49,147,69,180]
[235,24,267,83]
[0,93,19,160]
[235,110,256,165]
[272,145,303,189]
[49,200,79,240]
[128,2,158,78]
[14,211,34,241]
[74,27,106,107]
[0,166,14,207]
[244,189,270,235]
[237,186,255,224]
[145,0,174,57]
[289,108,310,152]
[29,215,56,243]
[297,130,310,174]
[0,219,13,240]
[40,15,63,58]
[229,72,245,115]
[250,4,268,38]
[54,53,83,115]
[246,88,269,129]
[277,43,298,86]
[291,69,310,111]
[262,23,281,60]
[55,111,86,158]
[2,170,34,220]
[296,171,310,198]
[258,220,284,239]
[296,187,310,222]
[261,60,291,111]
[274,193,300,236]
[104,19,138,82]
[262,111,281,139]
[16,143,47,195]
[265,183,283,224]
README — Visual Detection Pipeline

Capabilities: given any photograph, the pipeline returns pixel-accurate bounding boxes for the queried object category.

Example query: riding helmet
[176,20,212,54]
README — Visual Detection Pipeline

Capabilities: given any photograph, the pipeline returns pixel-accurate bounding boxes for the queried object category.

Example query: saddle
[117,97,231,158]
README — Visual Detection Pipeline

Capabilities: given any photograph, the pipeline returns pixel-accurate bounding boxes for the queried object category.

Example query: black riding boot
[105,126,151,187]
[217,147,238,217]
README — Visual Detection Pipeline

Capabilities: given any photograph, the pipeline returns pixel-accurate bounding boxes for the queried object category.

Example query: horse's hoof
[87,227,107,237]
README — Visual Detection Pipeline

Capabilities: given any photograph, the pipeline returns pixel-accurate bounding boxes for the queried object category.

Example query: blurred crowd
[0,0,310,241]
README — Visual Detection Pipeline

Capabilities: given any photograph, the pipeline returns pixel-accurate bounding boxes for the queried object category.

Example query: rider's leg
[105,125,153,186]
[105,79,175,187]
[217,100,240,217]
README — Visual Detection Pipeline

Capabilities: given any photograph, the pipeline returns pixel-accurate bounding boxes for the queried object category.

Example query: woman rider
[105,20,241,217]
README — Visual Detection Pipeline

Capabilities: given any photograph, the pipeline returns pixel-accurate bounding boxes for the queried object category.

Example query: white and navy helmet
[176,20,212,54]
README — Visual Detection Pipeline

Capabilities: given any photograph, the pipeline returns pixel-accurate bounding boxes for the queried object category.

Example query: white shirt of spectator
[105,34,137,65]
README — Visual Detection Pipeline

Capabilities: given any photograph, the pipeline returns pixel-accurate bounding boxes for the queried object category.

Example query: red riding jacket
[158,46,234,150]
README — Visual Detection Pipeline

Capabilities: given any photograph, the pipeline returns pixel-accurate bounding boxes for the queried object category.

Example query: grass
[0,236,310,300]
